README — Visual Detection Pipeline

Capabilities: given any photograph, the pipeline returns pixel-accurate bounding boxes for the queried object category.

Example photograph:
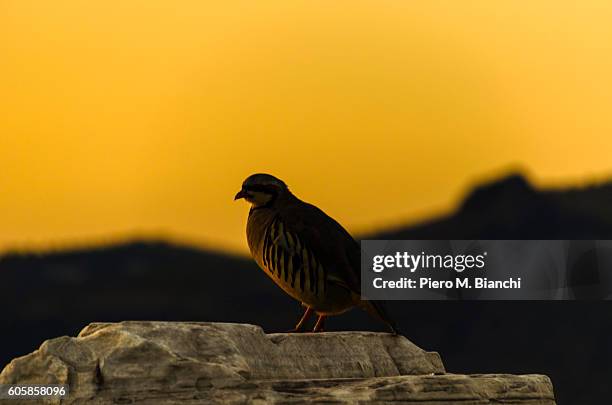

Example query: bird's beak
[234,189,248,200]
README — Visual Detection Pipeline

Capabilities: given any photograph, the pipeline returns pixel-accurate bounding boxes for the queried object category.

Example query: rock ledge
[0,321,555,404]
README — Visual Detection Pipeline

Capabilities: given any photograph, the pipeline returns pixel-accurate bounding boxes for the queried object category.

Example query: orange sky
[1,1,611,254]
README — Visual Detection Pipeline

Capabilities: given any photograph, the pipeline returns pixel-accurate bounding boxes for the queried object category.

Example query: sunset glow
[1,1,612,253]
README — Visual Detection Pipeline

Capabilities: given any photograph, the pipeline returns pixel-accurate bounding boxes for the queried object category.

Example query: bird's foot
[286,328,306,333]
[312,315,326,332]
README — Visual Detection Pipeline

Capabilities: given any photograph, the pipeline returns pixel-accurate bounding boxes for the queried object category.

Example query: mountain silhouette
[375,173,612,240]
[1,173,611,405]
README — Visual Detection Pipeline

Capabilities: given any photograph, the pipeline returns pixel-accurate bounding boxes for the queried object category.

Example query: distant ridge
[373,173,612,240]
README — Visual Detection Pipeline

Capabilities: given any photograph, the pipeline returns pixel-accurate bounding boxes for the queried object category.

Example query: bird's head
[234,173,290,208]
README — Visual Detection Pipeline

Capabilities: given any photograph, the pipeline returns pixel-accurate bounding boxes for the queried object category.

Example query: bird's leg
[313,315,327,333]
[288,306,314,333]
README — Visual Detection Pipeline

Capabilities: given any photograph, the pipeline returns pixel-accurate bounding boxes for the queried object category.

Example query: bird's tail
[359,299,398,335]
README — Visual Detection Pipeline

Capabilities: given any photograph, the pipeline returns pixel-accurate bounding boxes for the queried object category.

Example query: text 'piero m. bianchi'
[371,251,521,290]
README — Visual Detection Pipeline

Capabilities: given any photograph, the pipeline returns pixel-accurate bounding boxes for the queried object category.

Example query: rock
[0,321,555,404]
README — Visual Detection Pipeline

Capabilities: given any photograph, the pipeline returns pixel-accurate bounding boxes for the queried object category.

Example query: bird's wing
[276,201,362,294]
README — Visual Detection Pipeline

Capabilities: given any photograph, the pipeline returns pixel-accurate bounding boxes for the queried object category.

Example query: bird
[235,173,396,333]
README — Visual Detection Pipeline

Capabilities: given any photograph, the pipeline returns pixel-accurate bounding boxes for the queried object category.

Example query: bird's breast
[245,208,274,261]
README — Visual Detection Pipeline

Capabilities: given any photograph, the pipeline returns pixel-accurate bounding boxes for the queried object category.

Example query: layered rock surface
[0,321,555,404]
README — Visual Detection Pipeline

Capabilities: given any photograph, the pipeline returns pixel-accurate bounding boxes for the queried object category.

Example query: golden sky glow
[1,1,612,253]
